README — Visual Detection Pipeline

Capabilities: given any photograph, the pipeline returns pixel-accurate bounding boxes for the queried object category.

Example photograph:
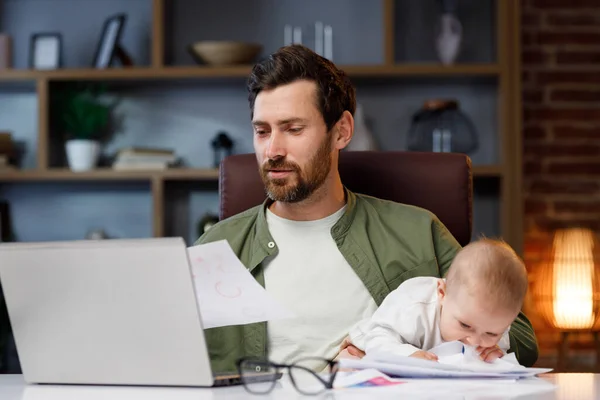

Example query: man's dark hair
[247,45,356,131]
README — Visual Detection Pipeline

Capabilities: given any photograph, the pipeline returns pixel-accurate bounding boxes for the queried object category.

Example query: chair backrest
[219,151,473,246]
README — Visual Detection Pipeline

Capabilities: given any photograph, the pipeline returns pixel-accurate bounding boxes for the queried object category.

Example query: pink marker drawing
[193,256,211,276]
[214,281,242,299]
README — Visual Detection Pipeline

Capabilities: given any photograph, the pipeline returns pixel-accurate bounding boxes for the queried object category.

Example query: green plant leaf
[55,83,114,141]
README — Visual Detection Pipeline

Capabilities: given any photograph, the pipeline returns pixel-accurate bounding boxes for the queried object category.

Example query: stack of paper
[338,341,552,379]
[333,369,557,399]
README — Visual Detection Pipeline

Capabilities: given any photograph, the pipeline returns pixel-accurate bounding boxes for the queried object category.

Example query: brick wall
[522,0,600,350]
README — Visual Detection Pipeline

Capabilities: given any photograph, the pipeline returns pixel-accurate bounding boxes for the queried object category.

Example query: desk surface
[0,373,595,399]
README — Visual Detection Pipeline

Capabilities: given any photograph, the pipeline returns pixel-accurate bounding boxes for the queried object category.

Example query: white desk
[0,373,595,399]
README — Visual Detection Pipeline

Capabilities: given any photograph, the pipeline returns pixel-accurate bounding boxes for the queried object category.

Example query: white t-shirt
[263,205,378,371]
[349,276,510,357]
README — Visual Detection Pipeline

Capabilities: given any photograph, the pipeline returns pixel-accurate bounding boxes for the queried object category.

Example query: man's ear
[333,110,354,150]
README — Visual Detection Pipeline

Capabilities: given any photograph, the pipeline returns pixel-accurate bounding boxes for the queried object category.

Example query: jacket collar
[248,187,358,273]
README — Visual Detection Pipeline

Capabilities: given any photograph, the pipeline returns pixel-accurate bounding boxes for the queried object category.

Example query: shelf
[0,64,501,82]
[473,165,505,177]
[344,64,500,77]
[0,168,220,182]
[0,165,502,182]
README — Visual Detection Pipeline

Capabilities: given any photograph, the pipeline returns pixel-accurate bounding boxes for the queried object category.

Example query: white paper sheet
[332,369,556,399]
[338,341,553,379]
[431,341,525,373]
[188,240,295,329]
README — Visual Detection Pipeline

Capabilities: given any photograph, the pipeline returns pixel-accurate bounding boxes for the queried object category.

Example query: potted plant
[55,83,115,172]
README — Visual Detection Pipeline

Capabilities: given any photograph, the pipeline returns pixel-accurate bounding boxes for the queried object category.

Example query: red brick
[522,32,538,47]
[523,256,545,271]
[525,108,600,122]
[554,201,600,214]
[547,161,600,174]
[524,238,552,257]
[523,125,547,139]
[533,0,600,8]
[545,13,600,26]
[536,71,599,85]
[525,161,544,174]
[522,12,542,26]
[529,179,600,194]
[538,32,600,46]
[523,89,544,104]
[551,89,600,103]
[533,217,600,232]
[524,143,600,157]
[525,199,549,214]
[523,50,550,65]
[556,51,600,65]
[554,126,600,139]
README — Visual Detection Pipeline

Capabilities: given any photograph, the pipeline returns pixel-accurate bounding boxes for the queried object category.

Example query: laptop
[0,237,251,387]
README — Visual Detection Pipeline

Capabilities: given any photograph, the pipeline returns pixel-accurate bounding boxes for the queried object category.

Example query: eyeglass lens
[289,358,335,395]
[239,359,278,394]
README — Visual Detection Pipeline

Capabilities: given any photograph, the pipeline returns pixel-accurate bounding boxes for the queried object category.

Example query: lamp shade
[532,228,600,331]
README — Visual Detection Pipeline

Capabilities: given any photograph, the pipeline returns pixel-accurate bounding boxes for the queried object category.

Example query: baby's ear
[437,279,447,302]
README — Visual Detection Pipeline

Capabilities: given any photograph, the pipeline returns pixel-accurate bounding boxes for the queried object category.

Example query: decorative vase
[346,103,377,151]
[407,99,478,154]
[65,139,100,171]
[435,12,462,65]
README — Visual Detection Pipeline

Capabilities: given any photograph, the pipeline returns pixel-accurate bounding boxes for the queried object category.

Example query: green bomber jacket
[194,188,539,372]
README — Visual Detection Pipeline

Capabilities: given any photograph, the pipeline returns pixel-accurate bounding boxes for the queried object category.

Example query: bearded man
[195,44,539,373]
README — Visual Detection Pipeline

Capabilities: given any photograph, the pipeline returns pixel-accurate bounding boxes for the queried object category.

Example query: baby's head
[437,238,528,348]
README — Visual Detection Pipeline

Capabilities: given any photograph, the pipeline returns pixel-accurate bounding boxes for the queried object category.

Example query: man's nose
[266,132,286,160]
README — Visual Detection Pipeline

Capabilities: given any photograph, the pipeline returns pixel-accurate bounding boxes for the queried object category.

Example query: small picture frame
[92,14,128,68]
[29,33,62,70]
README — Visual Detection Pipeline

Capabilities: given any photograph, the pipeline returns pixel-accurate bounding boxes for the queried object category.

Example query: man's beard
[259,136,332,203]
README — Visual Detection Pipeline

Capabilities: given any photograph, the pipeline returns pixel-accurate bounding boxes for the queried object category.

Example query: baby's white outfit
[348,276,510,357]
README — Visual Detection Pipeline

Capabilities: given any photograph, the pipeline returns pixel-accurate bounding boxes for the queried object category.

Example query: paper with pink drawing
[188,240,295,329]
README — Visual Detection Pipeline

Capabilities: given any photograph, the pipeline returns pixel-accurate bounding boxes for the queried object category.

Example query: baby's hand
[410,350,438,361]
[477,345,504,363]
[338,336,366,359]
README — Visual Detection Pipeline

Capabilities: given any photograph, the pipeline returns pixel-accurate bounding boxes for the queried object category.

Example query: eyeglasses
[236,357,339,395]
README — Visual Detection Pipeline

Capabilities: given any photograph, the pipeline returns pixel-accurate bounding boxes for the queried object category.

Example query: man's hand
[477,345,504,363]
[410,350,438,361]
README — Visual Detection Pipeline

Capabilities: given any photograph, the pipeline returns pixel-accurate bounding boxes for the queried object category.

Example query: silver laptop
[0,237,244,387]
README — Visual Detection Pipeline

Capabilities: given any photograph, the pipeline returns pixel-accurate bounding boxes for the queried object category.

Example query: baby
[343,238,528,363]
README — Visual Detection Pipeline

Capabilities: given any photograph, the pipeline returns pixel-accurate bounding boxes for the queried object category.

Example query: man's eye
[289,127,303,133]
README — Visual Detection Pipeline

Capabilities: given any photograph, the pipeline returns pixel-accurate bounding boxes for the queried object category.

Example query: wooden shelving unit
[0,165,502,182]
[0,0,522,252]
[0,168,220,182]
[0,64,501,82]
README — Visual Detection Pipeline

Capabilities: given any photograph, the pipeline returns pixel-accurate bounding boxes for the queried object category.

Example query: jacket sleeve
[431,218,461,279]
[431,217,539,367]
[507,312,539,367]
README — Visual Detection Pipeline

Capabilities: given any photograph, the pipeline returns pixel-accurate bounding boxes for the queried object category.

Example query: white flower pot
[66,139,100,172]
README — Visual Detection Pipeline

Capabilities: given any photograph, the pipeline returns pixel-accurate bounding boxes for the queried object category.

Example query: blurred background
[0,0,598,374]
